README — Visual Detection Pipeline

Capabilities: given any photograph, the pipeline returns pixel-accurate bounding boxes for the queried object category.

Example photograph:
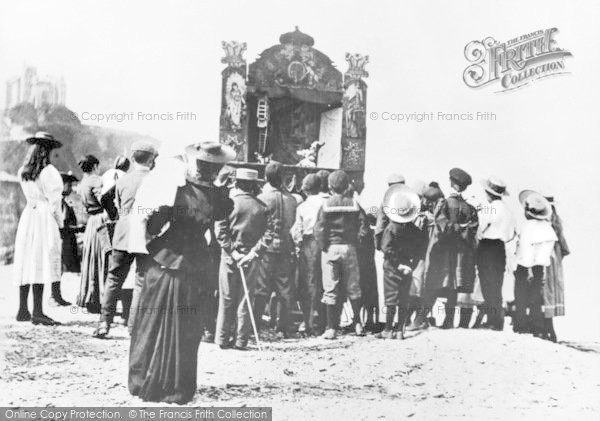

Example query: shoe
[16,309,31,322]
[92,321,110,338]
[310,327,324,337]
[375,329,396,339]
[49,296,71,307]
[546,331,557,343]
[427,317,437,327]
[321,328,337,340]
[234,341,248,350]
[488,320,504,331]
[406,320,429,332]
[299,327,313,337]
[32,314,60,326]
[219,341,234,350]
[202,331,215,343]
[440,319,454,329]
[275,331,289,340]
[355,322,365,336]
[399,322,406,340]
[483,324,503,331]
[298,321,307,333]
[513,327,529,334]
[441,309,455,329]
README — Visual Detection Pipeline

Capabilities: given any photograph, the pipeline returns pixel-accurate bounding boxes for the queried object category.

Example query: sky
[1,0,599,339]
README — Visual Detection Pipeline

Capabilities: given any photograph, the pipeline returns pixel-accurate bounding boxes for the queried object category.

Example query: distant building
[5,66,66,109]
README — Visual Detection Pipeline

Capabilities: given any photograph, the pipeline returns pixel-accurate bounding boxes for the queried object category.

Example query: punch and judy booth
[218,27,369,190]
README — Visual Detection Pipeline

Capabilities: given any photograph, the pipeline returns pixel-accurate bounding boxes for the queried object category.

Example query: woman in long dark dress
[76,155,108,313]
[48,171,84,307]
[128,142,234,404]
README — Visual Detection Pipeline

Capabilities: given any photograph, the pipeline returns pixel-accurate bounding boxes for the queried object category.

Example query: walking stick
[238,265,263,352]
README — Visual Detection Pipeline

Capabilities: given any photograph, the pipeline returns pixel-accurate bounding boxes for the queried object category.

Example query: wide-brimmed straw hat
[519,190,551,220]
[25,132,62,149]
[184,141,236,163]
[481,176,509,197]
[382,184,421,223]
[214,165,236,187]
[235,168,263,182]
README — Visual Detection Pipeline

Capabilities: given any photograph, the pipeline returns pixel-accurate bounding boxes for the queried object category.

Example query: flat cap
[449,167,472,187]
[131,140,158,155]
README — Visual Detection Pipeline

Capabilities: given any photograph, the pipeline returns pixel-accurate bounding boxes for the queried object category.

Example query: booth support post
[220,41,249,161]
[341,53,369,185]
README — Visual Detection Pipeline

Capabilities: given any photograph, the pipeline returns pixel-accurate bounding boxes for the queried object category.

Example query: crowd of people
[12,132,569,404]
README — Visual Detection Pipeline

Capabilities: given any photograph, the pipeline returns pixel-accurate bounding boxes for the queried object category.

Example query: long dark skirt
[62,230,80,273]
[77,214,109,313]
[128,261,202,404]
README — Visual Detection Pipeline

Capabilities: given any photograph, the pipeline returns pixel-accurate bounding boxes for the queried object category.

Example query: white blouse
[515,219,557,267]
[19,164,64,229]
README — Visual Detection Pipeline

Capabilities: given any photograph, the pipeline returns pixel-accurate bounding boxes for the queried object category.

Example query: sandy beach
[1,268,599,420]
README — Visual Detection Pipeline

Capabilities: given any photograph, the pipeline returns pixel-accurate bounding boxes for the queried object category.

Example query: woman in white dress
[13,132,64,326]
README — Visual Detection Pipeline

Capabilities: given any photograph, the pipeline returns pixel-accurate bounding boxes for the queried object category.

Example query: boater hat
[519,190,551,220]
[382,184,421,223]
[235,168,263,182]
[25,131,62,149]
[386,173,405,186]
[185,141,236,164]
[481,176,509,197]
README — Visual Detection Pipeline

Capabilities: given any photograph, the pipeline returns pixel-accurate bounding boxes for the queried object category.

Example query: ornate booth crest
[345,53,369,80]
[221,41,247,68]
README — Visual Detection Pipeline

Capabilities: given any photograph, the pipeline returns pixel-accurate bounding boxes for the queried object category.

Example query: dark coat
[314,194,369,251]
[257,184,297,254]
[381,221,427,269]
[425,193,478,294]
[215,189,274,256]
[61,198,82,273]
[146,179,232,274]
